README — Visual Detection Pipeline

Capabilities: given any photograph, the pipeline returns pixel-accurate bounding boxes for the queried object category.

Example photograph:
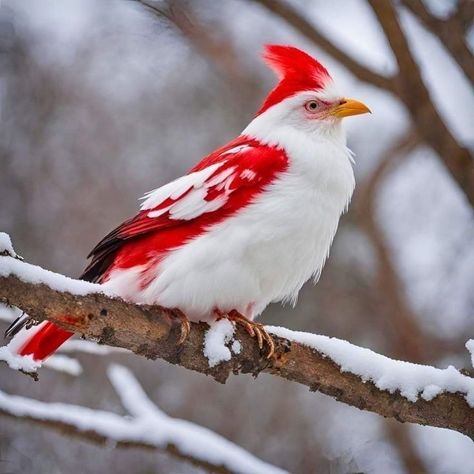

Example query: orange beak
[331,98,371,118]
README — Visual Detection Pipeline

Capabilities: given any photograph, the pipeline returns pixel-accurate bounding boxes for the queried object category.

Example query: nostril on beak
[339,99,347,105]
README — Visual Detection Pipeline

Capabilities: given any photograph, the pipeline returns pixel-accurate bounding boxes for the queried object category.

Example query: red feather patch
[258,44,331,115]
[81,137,288,285]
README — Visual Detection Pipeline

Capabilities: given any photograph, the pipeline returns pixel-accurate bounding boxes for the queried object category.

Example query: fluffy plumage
[7,44,369,361]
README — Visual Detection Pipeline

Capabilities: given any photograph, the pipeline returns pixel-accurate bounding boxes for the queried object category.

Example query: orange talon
[254,326,264,349]
[218,309,275,358]
[171,308,191,345]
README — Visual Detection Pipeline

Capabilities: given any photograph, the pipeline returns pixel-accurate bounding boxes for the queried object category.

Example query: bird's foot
[169,308,191,345]
[216,309,275,359]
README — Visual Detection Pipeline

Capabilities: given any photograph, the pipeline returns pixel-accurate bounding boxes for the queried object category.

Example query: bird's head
[254,44,370,136]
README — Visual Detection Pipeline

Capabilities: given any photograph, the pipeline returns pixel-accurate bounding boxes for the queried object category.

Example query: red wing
[81,137,288,283]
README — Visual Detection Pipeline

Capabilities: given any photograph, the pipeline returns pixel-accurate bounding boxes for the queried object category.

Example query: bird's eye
[305,100,319,112]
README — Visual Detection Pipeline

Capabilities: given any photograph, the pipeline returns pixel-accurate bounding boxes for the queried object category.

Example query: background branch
[0,364,285,474]
[367,0,474,209]
[251,0,474,209]
[251,0,395,91]
[401,0,474,86]
[354,130,428,363]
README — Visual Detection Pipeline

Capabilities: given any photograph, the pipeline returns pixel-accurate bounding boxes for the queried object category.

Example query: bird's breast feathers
[101,128,355,320]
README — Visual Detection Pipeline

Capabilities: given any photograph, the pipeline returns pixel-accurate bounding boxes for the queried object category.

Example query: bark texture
[1,272,473,440]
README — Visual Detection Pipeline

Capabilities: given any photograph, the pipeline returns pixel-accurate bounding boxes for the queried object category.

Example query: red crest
[258,44,331,115]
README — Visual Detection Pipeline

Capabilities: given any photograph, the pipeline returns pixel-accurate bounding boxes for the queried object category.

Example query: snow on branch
[0,302,120,376]
[0,335,82,377]
[0,243,473,440]
[0,363,286,474]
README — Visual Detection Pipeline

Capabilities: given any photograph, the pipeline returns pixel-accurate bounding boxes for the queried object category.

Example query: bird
[6,44,370,361]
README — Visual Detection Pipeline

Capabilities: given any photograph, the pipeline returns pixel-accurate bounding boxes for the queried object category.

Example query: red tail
[19,322,73,361]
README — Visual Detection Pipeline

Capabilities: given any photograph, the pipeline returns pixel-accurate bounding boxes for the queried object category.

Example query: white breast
[137,127,355,321]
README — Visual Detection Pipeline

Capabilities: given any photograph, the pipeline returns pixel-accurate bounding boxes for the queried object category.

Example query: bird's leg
[169,308,191,345]
[216,309,275,359]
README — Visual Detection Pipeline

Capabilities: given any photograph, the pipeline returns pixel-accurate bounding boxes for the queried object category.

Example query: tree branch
[0,411,231,474]
[1,254,473,440]
[250,0,395,92]
[354,130,430,363]
[453,0,474,33]
[251,0,474,209]
[140,0,247,81]
[367,0,474,209]
[354,131,428,472]
[401,0,474,86]
[0,364,285,474]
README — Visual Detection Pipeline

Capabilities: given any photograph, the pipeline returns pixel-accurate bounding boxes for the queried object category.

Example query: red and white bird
[6,44,370,360]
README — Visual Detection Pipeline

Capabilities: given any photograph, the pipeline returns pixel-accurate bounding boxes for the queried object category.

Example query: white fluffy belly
[104,135,355,322]
[132,170,352,321]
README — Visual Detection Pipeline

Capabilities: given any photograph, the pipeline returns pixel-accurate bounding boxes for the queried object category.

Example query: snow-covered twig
[43,355,83,376]
[1,250,473,439]
[0,303,126,356]
[0,364,286,474]
[0,303,122,375]
[0,307,81,376]
[0,346,40,373]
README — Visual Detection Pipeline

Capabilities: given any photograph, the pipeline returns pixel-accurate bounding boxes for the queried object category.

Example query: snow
[0,302,112,376]
[315,401,404,474]
[231,340,242,355]
[2,245,472,407]
[413,424,474,474]
[0,303,22,322]
[267,326,474,406]
[466,340,474,368]
[0,253,110,296]
[0,364,287,474]
[0,232,17,257]
[0,346,41,373]
[1,311,80,376]
[59,339,128,355]
[107,365,287,474]
[43,355,82,376]
[203,319,236,367]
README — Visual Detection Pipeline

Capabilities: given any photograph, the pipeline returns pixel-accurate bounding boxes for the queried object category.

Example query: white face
[254,88,345,137]
[285,89,346,130]
[244,82,370,141]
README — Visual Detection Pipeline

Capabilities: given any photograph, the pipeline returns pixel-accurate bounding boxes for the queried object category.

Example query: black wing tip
[4,312,29,340]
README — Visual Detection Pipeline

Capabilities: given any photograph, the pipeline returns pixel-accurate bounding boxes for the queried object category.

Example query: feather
[81,136,288,284]
[258,44,331,115]
[4,311,30,340]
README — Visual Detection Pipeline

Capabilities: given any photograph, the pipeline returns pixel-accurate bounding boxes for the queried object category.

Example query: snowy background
[0,0,473,472]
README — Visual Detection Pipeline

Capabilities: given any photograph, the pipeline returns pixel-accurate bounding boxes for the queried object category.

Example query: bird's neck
[242,110,355,212]
[243,114,348,161]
